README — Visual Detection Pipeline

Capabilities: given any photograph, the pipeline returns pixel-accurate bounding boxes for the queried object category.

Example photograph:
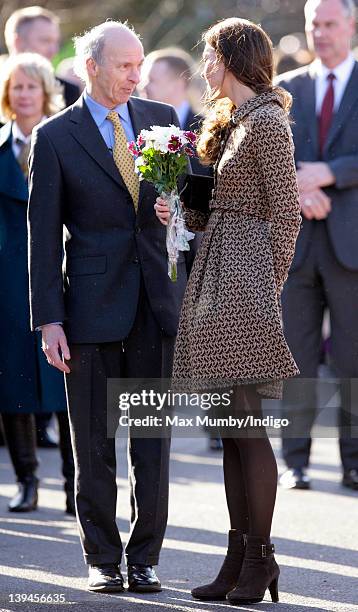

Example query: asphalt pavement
[0,421,357,612]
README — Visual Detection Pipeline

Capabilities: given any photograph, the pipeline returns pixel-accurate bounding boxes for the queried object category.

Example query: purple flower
[184,130,197,145]
[184,146,195,157]
[168,136,182,152]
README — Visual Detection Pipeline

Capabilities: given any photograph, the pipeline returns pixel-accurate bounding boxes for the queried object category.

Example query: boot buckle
[261,545,267,558]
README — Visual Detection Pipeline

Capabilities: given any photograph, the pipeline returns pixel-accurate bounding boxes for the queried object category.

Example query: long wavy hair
[197,18,292,165]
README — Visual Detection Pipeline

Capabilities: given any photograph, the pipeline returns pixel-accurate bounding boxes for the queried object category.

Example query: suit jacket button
[135,227,141,234]
[133,257,139,264]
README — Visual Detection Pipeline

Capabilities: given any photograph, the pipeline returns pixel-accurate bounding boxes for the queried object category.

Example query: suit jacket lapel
[0,122,28,202]
[324,62,358,154]
[69,95,128,192]
[300,65,319,157]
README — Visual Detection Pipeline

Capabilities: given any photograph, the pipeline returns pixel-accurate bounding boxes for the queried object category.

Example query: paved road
[0,424,357,612]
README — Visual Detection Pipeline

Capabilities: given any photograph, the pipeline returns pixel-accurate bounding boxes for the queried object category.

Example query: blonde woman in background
[0,53,75,515]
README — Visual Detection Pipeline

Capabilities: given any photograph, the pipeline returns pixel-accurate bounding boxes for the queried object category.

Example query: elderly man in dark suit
[277,0,358,491]
[28,21,197,594]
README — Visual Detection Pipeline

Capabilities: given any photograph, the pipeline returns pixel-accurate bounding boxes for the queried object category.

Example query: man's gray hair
[305,0,357,19]
[73,20,139,82]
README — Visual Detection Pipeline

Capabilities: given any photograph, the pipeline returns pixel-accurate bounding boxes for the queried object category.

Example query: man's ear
[86,57,97,78]
[13,33,25,53]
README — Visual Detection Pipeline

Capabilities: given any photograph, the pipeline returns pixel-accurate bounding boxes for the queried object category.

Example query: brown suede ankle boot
[226,535,280,605]
[191,530,246,601]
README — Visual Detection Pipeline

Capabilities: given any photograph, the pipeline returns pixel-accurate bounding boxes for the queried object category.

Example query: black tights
[221,385,278,539]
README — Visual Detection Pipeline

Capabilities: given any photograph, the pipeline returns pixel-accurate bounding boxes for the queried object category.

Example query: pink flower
[168,135,182,152]
[184,130,197,145]
[128,141,140,157]
[184,146,195,157]
[136,134,144,147]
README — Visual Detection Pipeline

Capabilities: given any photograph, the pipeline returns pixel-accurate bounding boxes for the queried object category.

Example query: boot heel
[269,577,279,602]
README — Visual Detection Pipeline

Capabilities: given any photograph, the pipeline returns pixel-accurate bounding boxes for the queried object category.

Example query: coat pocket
[66,255,107,276]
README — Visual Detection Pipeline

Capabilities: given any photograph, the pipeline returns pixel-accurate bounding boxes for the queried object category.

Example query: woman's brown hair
[197,17,292,165]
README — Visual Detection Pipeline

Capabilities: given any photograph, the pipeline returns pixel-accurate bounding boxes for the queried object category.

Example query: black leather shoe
[342,469,358,490]
[127,565,162,593]
[37,428,58,448]
[88,564,124,592]
[8,476,39,512]
[279,468,310,490]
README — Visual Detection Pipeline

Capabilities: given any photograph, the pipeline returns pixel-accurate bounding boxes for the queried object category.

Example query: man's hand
[41,324,71,373]
[297,161,335,192]
[300,188,332,220]
[154,197,170,226]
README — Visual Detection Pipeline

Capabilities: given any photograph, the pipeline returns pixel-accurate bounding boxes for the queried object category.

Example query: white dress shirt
[175,100,191,129]
[314,53,355,115]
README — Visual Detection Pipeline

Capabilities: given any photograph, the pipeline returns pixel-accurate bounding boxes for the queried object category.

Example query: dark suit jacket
[0,122,66,413]
[28,95,198,343]
[57,77,80,107]
[183,107,212,177]
[277,61,358,272]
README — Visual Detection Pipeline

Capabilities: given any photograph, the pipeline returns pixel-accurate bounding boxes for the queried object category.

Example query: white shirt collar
[12,122,32,144]
[314,53,355,83]
[12,118,47,144]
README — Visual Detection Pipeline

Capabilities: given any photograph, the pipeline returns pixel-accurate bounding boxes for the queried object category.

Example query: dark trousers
[1,411,74,486]
[281,221,358,470]
[65,281,174,566]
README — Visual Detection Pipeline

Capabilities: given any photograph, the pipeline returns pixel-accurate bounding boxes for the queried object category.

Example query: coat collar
[230,90,287,124]
[323,61,358,154]
[0,121,12,149]
[0,122,28,202]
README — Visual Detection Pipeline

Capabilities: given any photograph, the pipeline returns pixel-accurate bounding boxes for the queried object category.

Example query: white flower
[138,125,188,152]
[134,156,146,177]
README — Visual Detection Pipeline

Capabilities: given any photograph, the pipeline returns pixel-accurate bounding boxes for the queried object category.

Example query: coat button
[132,257,139,264]
[135,227,141,234]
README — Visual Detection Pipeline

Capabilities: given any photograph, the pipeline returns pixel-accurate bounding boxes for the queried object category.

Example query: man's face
[89,32,144,107]
[305,0,355,66]
[17,18,60,60]
[143,60,183,105]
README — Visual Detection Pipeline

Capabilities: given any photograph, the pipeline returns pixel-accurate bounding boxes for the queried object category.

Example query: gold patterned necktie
[107,110,139,211]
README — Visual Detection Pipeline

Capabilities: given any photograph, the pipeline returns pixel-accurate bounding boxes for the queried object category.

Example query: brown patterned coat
[173,90,301,399]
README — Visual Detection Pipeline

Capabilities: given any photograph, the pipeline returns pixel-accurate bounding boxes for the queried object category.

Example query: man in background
[141,47,211,176]
[5,5,80,107]
[278,0,358,491]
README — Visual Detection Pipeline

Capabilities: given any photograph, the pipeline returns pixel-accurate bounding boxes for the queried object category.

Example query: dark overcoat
[0,122,67,414]
[173,91,302,399]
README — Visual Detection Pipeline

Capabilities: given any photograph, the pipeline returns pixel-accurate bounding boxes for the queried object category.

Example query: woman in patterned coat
[155,18,301,606]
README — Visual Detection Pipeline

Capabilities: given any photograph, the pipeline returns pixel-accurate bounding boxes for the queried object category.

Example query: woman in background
[156,18,301,605]
[0,53,75,515]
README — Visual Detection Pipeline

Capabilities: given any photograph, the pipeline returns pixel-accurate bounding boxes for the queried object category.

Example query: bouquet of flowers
[128,125,197,281]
